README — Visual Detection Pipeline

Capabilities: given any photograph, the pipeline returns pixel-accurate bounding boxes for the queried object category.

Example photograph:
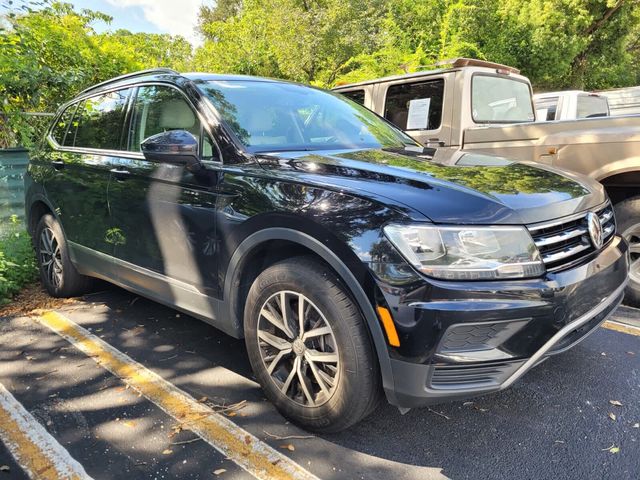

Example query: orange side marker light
[376,306,400,347]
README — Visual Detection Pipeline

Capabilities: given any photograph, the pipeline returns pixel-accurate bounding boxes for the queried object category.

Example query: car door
[108,83,223,311]
[43,89,131,264]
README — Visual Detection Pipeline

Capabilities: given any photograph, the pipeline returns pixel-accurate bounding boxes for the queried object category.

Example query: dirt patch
[0,283,78,319]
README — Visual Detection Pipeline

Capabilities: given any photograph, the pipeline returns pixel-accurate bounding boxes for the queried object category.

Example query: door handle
[110,168,131,180]
[52,160,65,170]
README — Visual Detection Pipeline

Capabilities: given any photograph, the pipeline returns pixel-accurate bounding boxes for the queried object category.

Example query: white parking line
[0,381,92,480]
[36,310,320,480]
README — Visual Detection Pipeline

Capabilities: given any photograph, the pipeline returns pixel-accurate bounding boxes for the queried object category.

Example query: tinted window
[472,75,534,123]
[384,79,444,131]
[51,104,78,146]
[128,85,201,152]
[198,80,416,153]
[535,97,559,121]
[340,89,366,106]
[577,95,609,118]
[74,90,130,150]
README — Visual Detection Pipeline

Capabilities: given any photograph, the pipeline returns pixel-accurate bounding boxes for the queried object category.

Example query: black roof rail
[77,68,180,97]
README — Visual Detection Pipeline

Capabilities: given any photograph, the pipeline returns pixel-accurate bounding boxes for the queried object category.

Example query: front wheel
[614,197,640,307]
[35,214,94,298]
[244,256,381,433]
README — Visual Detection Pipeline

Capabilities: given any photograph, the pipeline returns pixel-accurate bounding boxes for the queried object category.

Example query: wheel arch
[222,227,396,400]
[599,170,640,205]
[26,195,56,236]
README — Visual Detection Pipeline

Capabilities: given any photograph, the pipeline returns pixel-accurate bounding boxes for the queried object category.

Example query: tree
[194,0,388,86]
[0,1,193,147]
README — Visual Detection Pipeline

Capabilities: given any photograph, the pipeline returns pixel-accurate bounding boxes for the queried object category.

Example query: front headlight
[383,224,545,280]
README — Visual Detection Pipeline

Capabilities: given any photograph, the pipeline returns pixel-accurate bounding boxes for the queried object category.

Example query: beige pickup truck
[333,58,640,305]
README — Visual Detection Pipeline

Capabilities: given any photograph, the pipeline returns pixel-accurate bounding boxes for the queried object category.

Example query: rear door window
[384,79,444,131]
[73,89,131,150]
[339,89,366,106]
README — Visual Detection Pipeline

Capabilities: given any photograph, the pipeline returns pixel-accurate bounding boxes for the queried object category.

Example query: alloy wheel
[39,227,63,288]
[623,223,640,286]
[257,291,339,407]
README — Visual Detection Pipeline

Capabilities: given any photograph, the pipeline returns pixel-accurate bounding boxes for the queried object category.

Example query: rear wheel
[35,214,93,298]
[244,256,381,432]
[614,197,640,307]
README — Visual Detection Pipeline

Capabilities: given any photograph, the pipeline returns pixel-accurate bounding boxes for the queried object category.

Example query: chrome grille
[528,204,616,272]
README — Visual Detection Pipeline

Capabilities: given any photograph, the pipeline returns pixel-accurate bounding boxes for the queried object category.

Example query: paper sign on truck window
[407,98,431,130]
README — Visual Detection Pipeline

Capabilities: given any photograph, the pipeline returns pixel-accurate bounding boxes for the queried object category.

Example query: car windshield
[472,75,535,123]
[197,80,417,153]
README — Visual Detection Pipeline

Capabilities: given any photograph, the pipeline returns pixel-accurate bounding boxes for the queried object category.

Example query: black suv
[25,69,629,432]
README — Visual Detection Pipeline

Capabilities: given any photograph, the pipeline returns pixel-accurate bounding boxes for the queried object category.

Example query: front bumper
[382,235,629,408]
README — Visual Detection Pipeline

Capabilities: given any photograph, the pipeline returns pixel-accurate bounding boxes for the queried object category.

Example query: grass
[0,215,38,305]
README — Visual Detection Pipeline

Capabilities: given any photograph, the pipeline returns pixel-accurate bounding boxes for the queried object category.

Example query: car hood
[254,147,606,224]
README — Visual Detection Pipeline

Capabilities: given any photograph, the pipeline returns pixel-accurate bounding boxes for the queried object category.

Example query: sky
[5,0,206,45]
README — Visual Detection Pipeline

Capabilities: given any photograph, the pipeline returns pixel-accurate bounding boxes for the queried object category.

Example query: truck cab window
[577,95,609,118]
[384,79,444,131]
[472,75,534,123]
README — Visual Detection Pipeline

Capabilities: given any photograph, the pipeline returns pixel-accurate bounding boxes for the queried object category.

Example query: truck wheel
[35,214,94,298]
[614,197,640,307]
[244,256,381,433]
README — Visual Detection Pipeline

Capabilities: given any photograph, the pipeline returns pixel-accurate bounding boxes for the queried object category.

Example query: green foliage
[0,1,192,147]
[2,0,640,149]
[193,0,640,90]
[0,215,38,305]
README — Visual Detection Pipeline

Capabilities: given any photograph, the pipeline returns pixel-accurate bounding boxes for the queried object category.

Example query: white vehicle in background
[599,86,640,116]
[533,90,610,121]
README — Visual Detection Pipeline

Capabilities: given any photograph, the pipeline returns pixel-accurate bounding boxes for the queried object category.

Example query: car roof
[182,72,284,83]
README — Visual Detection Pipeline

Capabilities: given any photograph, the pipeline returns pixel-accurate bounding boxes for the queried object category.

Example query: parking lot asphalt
[0,285,638,480]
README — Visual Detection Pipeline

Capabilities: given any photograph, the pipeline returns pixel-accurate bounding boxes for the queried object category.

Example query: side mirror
[141,130,200,167]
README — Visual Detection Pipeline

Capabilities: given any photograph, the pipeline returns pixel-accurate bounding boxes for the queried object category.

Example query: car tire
[35,214,94,298]
[614,197,640,307]
[244,256,381,433]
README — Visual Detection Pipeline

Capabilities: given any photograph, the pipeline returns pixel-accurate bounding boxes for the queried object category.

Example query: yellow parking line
[36,311,319,480]
[0,382,92,480]
[603,320,640,337]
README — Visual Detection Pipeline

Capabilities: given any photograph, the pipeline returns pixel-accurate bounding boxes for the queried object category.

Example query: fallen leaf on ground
[633,423,639,428]
[280,444,295,451]
[162,449,173,455]
[609,400,623,406]
[608,413,617,421]
[213,469,226,476]
[610,447,620,454]
[0,465,9,473]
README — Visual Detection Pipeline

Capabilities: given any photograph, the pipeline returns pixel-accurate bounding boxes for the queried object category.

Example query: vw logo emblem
[587,212,603,249]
